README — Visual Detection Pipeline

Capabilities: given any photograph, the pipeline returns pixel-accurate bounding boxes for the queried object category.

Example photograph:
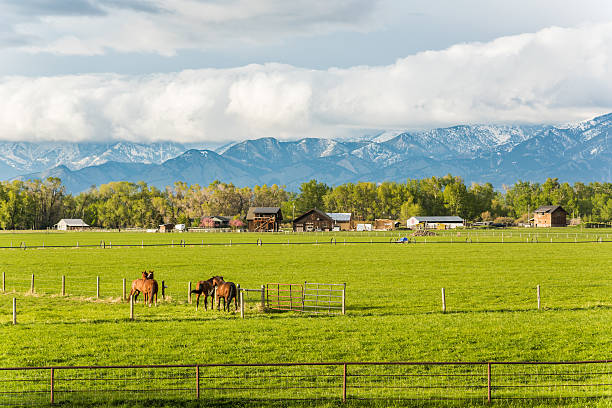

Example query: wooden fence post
[537,285,541,310]
[161,280,165,299]
[31,274,34,293]
[342,363,347,402]
[240,290,244,319]
[441,288,446,313]
[12,298,17,325]
[2,271,4,292]
[122,278,126,301]
[96,276,100,298]
[261,285,265,310]
[61,276,65,296]
[50,368,54,404]
[188,281,192,304]
[196,365,200,399]
[342,283,346,315]
[130,295,134,320]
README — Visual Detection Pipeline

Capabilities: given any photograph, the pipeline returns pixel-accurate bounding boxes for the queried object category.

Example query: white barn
[407,216,464,229]
[55,219,90,231]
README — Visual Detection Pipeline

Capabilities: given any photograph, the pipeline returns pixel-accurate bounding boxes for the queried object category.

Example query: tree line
[0,176,610,229]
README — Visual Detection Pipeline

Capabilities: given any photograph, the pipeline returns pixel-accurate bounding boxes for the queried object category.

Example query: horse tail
[230,283,238,311]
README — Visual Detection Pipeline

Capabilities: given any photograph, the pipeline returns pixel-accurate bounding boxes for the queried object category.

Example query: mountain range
[3,113,611,193]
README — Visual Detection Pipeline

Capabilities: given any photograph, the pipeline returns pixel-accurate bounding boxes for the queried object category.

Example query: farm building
[247,207,283,232]
[407,216,464,229]
[159,223,175,233]
[533,205,568,227]
[55,219,90,231]
[374,219,399,230]
[326,213,352,231]
[293,209,333,232]
[211,216,230,228]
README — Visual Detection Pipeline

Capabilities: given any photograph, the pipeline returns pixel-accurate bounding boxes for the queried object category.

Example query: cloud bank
[2,0,382,56]
[1,23,611,143]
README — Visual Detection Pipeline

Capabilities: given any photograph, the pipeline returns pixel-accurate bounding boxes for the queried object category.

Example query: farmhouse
[293,209,333,232]
[374,219,399,230]
[407,216,464,229]
[159,223,175,233]
[55,219,90,231]
[246,207,283,232]
[533,205,568,227]
[326,213,352,231]
[211,216,230,228]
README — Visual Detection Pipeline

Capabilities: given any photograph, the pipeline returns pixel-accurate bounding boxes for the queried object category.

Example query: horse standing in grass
[129,271,149,302]
[212,276,238,312]
[142,273,158,307]
[190,277,215,310]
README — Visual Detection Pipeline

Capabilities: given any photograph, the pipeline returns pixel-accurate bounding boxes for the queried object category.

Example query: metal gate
[265,283,345,314]
[265,283,303,311]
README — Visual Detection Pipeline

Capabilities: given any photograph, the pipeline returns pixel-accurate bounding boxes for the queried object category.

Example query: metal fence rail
[1,361,610,405]
[265,283,346,314]
[303,282,345,314]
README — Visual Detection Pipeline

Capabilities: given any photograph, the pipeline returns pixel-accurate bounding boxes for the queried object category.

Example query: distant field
[0,230,611,406]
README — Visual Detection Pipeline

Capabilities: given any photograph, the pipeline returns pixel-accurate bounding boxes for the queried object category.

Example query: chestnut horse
[129,271,149,302]
[212,276,238,312]
[142,274,158,307]
[190,277,215,310]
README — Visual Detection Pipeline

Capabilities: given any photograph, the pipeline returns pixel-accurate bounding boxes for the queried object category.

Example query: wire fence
[0,361,610,406]
[2,229,612,249]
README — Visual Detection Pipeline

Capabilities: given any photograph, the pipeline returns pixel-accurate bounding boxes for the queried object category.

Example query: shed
[326,213,352,231]
[159,223,175,233]
[533,205,568,227]
[246,207,283,232]
[293,209,334,232]
[55,219,90,231]
[407,216,464,229]
[374,219,399,231]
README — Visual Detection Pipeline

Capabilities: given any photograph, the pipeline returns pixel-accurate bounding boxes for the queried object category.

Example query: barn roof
[293,209,333,224]
[534,205,566,214]
[246,207,282,220]
[326,213,352,222]
[211,215,230,222]
[411,216,464,223]
[56,218,89,227]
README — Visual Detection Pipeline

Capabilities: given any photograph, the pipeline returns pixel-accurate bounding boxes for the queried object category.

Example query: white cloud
[6,0,382,56]
[0,23,611,143]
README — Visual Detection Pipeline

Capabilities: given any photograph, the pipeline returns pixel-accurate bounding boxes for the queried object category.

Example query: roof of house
[410,216,464,223]
[246,207,282,220]
[534,205,567,214]
[56,218,89,227]
[211,216,230,222]
[293,209,333,224]
[326,213,352,222]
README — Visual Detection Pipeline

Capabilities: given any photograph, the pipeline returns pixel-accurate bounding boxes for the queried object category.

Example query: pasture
[0,230,611,406]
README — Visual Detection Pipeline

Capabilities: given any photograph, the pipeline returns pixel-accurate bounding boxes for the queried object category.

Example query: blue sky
[1,0,611,143]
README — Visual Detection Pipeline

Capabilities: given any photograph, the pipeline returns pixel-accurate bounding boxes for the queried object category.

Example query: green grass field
[0,230,611,406]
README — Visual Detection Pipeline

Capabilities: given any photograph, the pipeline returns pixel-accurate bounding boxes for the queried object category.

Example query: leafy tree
[296,180,331,213]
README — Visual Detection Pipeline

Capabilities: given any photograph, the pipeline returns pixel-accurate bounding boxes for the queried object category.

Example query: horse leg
[234,288,238,312]
[196,293,200,309]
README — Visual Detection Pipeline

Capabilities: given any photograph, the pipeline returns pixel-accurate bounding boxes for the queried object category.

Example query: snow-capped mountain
[0,141,186,178]
[8,113,612,192]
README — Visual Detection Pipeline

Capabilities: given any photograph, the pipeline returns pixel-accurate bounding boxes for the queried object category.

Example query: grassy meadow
[0,229,611,406]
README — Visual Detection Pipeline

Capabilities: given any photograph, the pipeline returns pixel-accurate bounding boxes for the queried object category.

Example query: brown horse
[142,274,158,307]
[190,277,215,310]
[129,271,149,302]
[212,276,238,312]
